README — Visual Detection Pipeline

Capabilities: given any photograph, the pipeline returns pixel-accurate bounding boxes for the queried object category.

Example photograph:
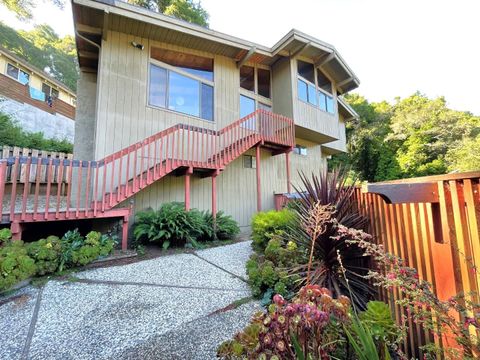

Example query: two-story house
[0,0,359,245]
[71,0,359,231]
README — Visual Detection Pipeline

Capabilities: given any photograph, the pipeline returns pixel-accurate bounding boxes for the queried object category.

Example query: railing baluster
[9,158,19,221]
[133,146,138,191]
[0,161,6,219]
[109,157,115,207]
[85,161,92,215]
[117,153,123,200]
[172,129,176,168]
[140,143,145,189]
[44,158,53,220]
[33,157,42,220]
[153,139,158,179]
[75,161,82,218]
[93,162,99,216]
[21,157,31,221]
[159,136,164,176]
[55,159,64,219]
[101,161,107,212]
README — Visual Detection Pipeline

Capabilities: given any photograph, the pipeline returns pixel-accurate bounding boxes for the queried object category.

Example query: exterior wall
[0,97,74,142]
[95,30,244,160]
[129,136,325,229]
[322,113,347,154]
[291,57,341,142]
[0,52,76,106]
[271,57,293,118]
[74,72,98,160]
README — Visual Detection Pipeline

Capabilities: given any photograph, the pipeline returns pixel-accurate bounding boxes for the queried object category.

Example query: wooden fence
[0,146,73,195]
[357,172,480,358]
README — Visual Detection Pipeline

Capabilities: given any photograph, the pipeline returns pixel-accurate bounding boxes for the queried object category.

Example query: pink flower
[273,294,286,306]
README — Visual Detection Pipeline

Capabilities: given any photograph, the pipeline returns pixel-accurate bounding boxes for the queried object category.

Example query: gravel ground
[0,241,257,360]
[116,300,262,360]
[196,241,253,278]
[0,287,39,360]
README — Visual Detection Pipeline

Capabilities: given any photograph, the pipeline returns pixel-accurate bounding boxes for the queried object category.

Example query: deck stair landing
[0,110,295,247]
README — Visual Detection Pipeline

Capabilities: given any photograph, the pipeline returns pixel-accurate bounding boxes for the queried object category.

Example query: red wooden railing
[0,110,294,223]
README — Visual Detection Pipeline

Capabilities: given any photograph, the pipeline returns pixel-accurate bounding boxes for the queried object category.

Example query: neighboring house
[0,47,76,141]
[71,0,359,230]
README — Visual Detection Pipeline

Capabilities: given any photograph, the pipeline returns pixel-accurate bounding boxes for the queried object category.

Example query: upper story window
[6,63,30,85]
[239,65,271,99]
[149,47,214,121]
[297,60,335,114]
[42,83,59,99]
[293,144,307,156]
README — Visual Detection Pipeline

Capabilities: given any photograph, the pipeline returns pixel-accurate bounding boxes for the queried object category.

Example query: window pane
[51,89,59,99]
[318,91,327,111]
[42,83,51,97]
[258,102,271,111]
[257,68,270,98]
[149,64,167,108]
[7,64,19,79]
[297,79,308,102]
[19,71,29,85]
[307,83,317,106]
[151,47,213,81]
[294,145,307,156]
[297,60,315,83]
[326,95,335,113]
[168,71,200,117]
[317,70,332,94]
[240,66,254,91]
[240,95,255,118]
[201,83,213,121]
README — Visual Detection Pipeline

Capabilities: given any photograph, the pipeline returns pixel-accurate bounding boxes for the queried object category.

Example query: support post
[10,221,22,240]
[184,166,193,210]
[285,149,292,194]
[211,170,219,218]
[256,144,261,212]
[122,215,129,251]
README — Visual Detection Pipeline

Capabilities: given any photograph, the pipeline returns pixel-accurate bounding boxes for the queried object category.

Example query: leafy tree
[0,0,64,21]
[0,21,78,91]
[332,93,480,181]
[127,0,209,27]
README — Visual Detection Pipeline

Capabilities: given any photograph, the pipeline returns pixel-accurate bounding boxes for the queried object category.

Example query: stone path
[0,241,260,360]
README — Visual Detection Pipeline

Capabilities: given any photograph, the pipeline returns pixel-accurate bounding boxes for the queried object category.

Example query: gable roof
[0,47,76,97]
[72,0,359,93]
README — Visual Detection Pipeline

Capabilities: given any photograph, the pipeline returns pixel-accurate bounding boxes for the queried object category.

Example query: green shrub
[134,203,203,249]
[202,210,240,240]
[59,229,115,270]
[0,228,12,244]
[26,236,62,275]
[133,203,240,248]
[251,209,295,252]
[0,241,36,291]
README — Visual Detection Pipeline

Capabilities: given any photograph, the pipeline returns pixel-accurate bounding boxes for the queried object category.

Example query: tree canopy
[127,0,209,27]
[0,21,78,91]
[330,93,480,181]
[0,0,64,21]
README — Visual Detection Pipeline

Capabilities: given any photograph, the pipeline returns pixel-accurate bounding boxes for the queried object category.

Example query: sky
[1,0,479,115]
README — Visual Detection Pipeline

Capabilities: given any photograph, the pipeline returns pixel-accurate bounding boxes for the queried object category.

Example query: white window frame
[5,63,30,85]
[148,57,215,122]
[296,59,337,115]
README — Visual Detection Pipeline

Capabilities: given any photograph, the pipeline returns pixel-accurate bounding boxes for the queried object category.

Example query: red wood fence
[357,172,480,358]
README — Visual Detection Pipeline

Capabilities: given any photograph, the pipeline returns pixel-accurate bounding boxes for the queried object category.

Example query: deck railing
[0,110,294,223]
[357,172,480,358]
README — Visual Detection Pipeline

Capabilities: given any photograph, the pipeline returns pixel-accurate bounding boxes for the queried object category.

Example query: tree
[0,22,78,91]
[445,134,480,172]
[0,0,64,21]
[127,0,209,27]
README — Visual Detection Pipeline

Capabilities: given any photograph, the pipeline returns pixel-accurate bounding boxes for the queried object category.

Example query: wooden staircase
[0,110,295,247]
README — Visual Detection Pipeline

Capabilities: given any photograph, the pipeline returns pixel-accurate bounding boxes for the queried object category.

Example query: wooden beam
[289,42,311,58]
[315,52,335,67]
[236,47,256,68]
[76,23,102,35]
[102,10,110,41]
[363,182,439,204]
[336,77,354,88]
[78,50,98,59]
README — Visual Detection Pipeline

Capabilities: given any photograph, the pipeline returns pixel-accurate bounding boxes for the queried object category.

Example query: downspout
[75,30,101,50]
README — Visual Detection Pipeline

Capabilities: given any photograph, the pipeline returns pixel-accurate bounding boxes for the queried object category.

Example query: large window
[296,60,335,114]
[293,144,307,156]
[148,48,214,121]
[6,63,29,85]
[239,65,271,99]
[42,83,59,99]
[240,95,255,118]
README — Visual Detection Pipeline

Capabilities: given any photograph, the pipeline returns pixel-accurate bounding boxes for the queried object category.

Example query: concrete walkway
[0,241,260,360]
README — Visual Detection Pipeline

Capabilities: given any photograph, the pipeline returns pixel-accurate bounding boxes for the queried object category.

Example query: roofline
[0,47,76,97]
[73,0,359,91]
[338,97,359,120]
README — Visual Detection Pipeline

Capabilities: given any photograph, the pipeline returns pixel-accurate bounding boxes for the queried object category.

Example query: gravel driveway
[0,241,260,360]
